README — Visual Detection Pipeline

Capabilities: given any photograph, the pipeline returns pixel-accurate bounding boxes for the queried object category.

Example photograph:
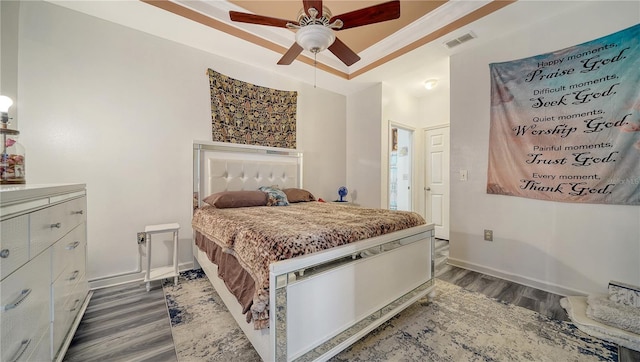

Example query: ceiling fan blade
[328,37,361,66]
[331,0,400,30]
[303,0,323,17]
[277,43,304,65]
[229,11,294,28]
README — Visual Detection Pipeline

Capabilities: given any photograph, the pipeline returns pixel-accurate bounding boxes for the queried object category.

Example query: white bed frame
[193,141,435,362]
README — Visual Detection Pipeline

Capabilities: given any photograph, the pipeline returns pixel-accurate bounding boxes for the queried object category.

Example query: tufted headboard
[193,141,303,207]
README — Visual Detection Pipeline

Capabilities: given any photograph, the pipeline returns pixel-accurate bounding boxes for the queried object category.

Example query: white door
[424,126,450,240]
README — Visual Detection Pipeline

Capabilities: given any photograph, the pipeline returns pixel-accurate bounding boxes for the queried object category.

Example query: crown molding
[175,0,500,75]
[352,0,491,73]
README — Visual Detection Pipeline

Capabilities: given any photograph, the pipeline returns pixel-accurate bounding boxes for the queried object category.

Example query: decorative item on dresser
[0,95,26,185]
[1,184,91,362]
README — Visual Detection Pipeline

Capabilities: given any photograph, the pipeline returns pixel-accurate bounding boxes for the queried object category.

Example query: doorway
[389,125,413,211]
[424,125,450,240]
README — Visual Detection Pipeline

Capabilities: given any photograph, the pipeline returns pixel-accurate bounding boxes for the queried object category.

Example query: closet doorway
[389,124,413,211]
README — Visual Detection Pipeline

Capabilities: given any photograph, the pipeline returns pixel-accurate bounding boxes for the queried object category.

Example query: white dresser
[1,184,91,362]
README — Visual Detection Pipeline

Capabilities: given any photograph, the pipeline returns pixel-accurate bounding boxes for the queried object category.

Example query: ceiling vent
[444,31,476,49]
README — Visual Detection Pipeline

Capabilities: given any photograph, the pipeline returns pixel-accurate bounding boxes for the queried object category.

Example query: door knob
[425,187,431,191]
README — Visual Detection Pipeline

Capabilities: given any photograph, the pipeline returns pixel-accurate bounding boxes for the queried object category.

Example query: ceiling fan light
[424,79,438,90]
[295,24,335,53]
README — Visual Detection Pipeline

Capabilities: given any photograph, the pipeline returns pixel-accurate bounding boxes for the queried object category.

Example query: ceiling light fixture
[296,24,336,88]
[289,6,341,54]
[424,79,438,90]
[295,24,336,54]
[289,7,340,88]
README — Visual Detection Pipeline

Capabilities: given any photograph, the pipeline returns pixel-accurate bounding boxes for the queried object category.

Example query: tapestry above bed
[208,69,297,148]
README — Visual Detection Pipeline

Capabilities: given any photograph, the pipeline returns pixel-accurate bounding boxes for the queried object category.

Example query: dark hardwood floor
[63,239,639,361]
[63,281,177,362]
[434,238,569,322]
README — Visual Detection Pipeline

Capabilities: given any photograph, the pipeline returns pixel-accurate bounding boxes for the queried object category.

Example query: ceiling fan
[229,0,401,66]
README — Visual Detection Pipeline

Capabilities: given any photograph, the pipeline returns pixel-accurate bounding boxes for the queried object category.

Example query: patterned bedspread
[192,201,426,329]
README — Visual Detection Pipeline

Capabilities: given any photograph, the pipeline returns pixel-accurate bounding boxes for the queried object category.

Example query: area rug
[163,270,618,361]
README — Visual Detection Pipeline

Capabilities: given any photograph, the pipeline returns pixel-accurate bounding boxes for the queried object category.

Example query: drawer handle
[8,339,31,362]
[51,222,62,229]
[68,270,80,281]
[0,249,9,258]
[69,299,82,312]
[72,210,84,215]
[3,289,32,311]
[66,241,81,250]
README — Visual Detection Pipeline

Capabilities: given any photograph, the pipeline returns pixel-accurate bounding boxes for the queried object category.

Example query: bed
[192,141,435,361]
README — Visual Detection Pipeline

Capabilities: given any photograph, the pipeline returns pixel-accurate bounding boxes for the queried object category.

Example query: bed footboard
[269,225,435,361]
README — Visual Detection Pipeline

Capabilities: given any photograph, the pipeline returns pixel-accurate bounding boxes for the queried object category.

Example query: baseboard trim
[89,261,195,290]
[446,257,587,297]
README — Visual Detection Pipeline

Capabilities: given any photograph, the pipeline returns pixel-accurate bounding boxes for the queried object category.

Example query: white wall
[381,84,423,214]
[450,1,640,295]
[16,1,346,282]
[346,84,382,208]
[1,0,20,120]
[347,83,424,211]
[417,57,450,130]
[417,88,449,129]
[296,86,347,199]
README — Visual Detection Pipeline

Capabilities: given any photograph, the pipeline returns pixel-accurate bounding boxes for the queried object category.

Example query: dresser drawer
[0,251,51,362]
[53,277,89,355]
[64,196,87,230]
[52,223,86,282]
[30,196,86,257]
[27,325,51,362]
[0,215,29,280]
[52,234,87,354]
[53,266,84,309]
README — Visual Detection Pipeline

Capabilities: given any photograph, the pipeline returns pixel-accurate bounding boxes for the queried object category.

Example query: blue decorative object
[338,186,348,202]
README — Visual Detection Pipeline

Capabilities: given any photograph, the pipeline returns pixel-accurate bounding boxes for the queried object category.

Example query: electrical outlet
[137,232,146,244]
[484,229,493,241]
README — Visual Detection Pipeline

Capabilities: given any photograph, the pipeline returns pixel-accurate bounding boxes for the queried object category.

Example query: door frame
[386,120,416,211]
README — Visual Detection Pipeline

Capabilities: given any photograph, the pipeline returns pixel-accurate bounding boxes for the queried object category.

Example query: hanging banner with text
[487,23,640,205]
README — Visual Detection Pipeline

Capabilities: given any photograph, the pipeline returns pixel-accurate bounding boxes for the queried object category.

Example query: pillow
[258,186,289,206]
[203,190,268,209]
[283,188,316,203]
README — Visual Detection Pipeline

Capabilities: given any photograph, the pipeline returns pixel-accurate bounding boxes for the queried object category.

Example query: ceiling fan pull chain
[314,52,317,88]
